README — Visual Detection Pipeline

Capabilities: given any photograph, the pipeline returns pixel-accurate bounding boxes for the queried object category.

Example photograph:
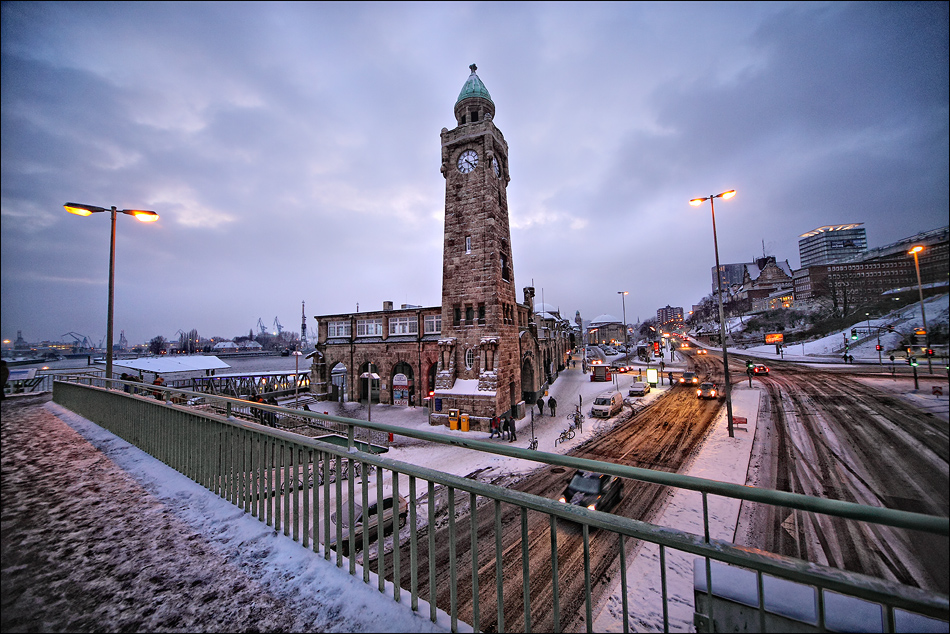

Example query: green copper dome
[456,64,493,105]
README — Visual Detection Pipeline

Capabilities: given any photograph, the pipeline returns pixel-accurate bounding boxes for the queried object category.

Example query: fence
[52,378,948,633]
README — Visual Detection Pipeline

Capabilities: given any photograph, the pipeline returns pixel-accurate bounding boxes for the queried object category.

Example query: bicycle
[527,437,538,451]
[555,427,575,446]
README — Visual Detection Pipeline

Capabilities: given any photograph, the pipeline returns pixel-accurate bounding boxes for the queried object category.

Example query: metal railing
[52,378,949,633]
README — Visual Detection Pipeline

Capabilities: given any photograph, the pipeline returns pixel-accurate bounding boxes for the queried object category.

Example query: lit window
[424,314,442,334]
[356,318,383,337]
[328,321,351,338]
[388,316,418,336]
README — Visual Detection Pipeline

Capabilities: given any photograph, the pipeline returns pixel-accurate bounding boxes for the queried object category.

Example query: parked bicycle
[555,427,576,446]
[527,437,538,451]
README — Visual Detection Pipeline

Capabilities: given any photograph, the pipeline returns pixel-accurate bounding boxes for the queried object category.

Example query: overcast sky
[2,2,947,347]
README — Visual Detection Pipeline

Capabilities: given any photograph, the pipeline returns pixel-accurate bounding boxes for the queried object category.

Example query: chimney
[383,301,393,311]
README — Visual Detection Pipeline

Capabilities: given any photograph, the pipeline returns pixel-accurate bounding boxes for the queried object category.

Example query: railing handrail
[71,375,948,539]
[51,378,950,629]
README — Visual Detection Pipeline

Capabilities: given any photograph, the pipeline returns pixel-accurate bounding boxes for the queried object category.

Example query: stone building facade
[308,66,572,430]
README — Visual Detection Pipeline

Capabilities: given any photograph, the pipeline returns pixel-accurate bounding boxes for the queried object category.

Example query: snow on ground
[724,294,948,362]
[5,337,945,632]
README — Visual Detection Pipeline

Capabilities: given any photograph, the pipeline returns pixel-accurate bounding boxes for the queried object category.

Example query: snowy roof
[433,378,496,396]
[533,302,560,315]
[212,341,237,349]
[110,356,231,374]
[589,314,622,325]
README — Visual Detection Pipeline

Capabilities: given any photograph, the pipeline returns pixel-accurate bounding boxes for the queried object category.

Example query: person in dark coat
[547,396,557,416]
[506,416,517,442]
[537,396,545,416]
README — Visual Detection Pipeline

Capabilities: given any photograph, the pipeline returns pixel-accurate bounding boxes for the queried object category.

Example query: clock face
[492,157,500,177]
[457,149,478,174]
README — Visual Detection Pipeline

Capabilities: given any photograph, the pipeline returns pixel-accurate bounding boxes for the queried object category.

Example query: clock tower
[433,64,523,423]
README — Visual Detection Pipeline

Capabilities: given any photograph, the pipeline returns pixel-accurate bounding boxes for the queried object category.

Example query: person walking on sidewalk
[537,396,545,417]
[548,396,557,417]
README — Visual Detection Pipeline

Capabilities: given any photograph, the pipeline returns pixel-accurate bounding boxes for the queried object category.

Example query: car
[628,381,651,396]
[557,470,624,512]
[678,371,699,386]
[697,382,718,399]
[752,364,770,376]
[696,349,708,355]
[591,390,624,418]
[326,494,409,556]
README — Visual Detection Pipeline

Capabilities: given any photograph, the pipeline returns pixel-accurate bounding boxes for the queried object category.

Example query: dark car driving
[557,470,623,512]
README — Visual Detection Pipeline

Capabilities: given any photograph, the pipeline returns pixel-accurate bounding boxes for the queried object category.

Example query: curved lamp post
[908,245,931,374]
[65,203,159,383]
[689,190,736,437]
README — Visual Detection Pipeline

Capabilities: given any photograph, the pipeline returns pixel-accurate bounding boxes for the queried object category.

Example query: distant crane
[273,316,283,335]
[301,301,308,348]
[62,332,93,350]
[257,318,267,335]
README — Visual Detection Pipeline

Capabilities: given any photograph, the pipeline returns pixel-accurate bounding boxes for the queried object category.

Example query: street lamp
[65,203,159,383]
[908,245,931,374]
[689,189,737,437]
[618,291,628,354]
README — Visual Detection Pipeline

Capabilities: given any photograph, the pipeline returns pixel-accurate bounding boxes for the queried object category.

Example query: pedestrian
[548,396,557,416]
[848,354,854,364]
[537,396,545,416]
[151,375,165,400]
[120,373,132,393]
[506,416,517,442]
[489,416,500,439]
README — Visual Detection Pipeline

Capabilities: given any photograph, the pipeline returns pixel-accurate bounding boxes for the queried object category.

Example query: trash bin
[448,408,459,430]
[460,413,470,432]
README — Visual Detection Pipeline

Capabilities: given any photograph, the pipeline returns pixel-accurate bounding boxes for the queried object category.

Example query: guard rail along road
[51,376,949,633]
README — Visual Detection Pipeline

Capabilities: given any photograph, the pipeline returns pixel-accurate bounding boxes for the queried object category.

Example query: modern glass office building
[798,224,867,267]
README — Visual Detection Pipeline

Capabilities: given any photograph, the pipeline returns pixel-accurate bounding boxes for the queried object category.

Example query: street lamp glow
[908,244,931,373]
[690,188,737,437]
[64,202,159,382]
[908,245,924,254]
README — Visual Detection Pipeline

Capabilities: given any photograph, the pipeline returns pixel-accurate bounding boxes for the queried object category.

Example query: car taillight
[587,503,597,510]
[696,389,701,396]
[558,496,566,503]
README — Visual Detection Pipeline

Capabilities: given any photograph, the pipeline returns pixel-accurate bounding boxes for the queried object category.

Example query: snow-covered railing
[52,378,949,633]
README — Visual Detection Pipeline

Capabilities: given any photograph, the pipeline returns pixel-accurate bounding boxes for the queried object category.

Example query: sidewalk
[0,393,454,634]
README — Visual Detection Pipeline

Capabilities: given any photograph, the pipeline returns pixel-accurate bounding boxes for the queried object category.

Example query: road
[371,356,721,633]
[367,348,948,630]
[732,359,949,594]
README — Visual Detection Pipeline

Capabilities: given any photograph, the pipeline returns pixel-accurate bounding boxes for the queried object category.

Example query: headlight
[587,503,597,510]
[696,389,701,396]
[558,496,566,503]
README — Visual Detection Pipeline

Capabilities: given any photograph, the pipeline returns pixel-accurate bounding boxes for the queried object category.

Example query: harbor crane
[273,316,283,335]
[62,332,93,350]
[257,318,267,335]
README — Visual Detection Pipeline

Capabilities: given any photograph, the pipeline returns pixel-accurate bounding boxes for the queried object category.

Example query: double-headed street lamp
[618,291,628,353]
[689,190,736,437]
[65,203,159,383]
[908,245,932,374]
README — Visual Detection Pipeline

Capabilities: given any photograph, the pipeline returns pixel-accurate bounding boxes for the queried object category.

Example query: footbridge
[51,376,948,633]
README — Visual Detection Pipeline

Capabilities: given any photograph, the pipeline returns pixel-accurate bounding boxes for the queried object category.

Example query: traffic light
[875,344,883,351]
[910,357,919,367]
[851,328,858,340]
[926,348,934,357]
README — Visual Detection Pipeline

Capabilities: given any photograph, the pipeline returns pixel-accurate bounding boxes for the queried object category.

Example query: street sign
[765,333,784,344]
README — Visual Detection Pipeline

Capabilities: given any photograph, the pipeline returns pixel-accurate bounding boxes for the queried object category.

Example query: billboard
[765,333,784,344]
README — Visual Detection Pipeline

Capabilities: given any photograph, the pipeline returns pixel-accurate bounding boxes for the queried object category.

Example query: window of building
[388,316,418,336]
[356,318,383,337]
[465,236,472,253]
[424,314,442,334]
[454,306,461,326]
[466,305,474,323]
[478,304,485,323]
[328,321,351,338]
[465,348,476,369]
[501,253,510,281]
[471,111,479,122]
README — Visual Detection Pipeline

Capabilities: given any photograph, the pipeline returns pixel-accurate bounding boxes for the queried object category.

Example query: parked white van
[591,390,623,418]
